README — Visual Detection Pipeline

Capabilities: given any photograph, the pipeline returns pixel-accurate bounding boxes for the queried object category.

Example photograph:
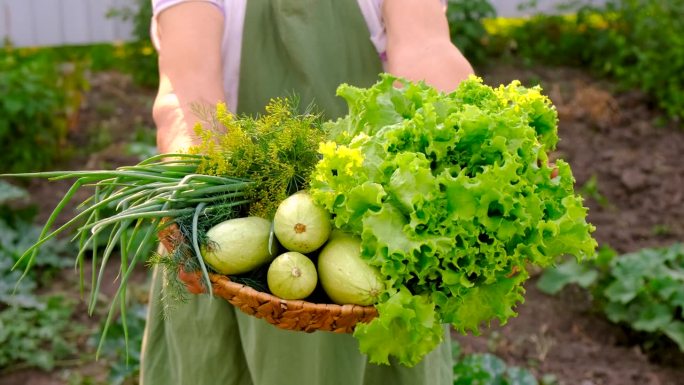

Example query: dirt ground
[2,64,684,385]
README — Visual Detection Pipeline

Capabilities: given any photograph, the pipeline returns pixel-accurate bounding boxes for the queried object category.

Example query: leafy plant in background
[598,0,684,121]
[537,245,616,295]
[452,343,559,385]
[484,0,684,122]
[108,0,158,88]
[91,304,147,385]
[0,46,87,173]
[0,181,150,376]
[29,43,142,75]
[0,181,73,303]
[538,243,684,352]
[126,124,159,161]
[446,0,497,64]
[0,296,78,371]
[579,174,610,208]
[484,14,588,66]
[0,181,80,371]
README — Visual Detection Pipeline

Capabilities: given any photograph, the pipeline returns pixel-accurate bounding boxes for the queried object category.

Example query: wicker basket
[158,224,378,333]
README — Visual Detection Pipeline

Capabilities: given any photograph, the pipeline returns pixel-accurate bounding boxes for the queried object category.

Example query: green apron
[140,1,453,384]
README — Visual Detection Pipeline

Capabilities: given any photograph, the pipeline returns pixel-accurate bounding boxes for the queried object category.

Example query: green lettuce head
[311,74,597,366]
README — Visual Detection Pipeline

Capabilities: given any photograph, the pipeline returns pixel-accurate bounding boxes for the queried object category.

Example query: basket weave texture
[158,224,378,333]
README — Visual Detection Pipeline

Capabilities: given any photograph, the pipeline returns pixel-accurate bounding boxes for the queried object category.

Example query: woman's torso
[151,0,392,113]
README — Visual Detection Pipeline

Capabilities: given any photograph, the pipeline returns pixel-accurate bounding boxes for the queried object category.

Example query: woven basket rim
[207,272,377,315]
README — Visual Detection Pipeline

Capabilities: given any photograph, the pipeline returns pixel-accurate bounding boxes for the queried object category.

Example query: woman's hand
[383,0,474,92]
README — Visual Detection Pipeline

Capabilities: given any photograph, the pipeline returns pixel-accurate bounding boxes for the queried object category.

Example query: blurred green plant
[65,373,108,385]
[537,245,616,295]
[108,0,158,88]
[0,181,80,372]
[31,43,139,73]
[91,303,147,385]
[0,296,79,371]
[652,224,672,237]
[14,40,157,90]
[538,243,684,352]
[446,0,497,64]
[452,342,559,385]
[485,0,684,122]
[579,174,610,208]
[0,181,73,293]
[0,180,151,376]
[126,124,158,161]
[0,46,88,173]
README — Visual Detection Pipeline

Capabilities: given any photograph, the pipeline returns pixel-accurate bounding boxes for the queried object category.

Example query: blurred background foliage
[481,0,684,120]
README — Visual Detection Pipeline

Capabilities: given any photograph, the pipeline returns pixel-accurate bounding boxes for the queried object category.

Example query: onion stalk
[3,153,252,357]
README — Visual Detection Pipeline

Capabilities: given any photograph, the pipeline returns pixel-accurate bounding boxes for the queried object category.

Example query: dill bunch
[148,244,196,313]
[189,98,327,218]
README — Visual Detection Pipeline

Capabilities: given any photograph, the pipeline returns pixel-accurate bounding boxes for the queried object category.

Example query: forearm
[383,0,474,92]
[152,2,226,154]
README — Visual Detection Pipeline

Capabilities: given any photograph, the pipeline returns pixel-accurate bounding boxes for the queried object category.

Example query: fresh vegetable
[2,153,251,356]
[3,98,327,356]
[311,74,597,365]
[317,232,385,306]
[267,251,318,300]
[5,75,597,368]
[190,98,326,218]
[273,191,331,253]
[202,217,274,275]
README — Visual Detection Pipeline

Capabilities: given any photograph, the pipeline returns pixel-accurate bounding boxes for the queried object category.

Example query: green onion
[2,153,253,355]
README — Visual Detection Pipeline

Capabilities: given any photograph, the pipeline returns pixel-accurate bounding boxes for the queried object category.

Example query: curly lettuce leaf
[442,270,528,333]
[353,288,444,367]
[312,74,597,366]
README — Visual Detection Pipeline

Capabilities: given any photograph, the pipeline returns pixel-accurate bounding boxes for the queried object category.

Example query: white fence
[0,0,136,48]
[1,0,607,48]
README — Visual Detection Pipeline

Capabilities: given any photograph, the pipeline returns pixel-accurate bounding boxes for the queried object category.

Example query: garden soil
[2,64,684,385]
